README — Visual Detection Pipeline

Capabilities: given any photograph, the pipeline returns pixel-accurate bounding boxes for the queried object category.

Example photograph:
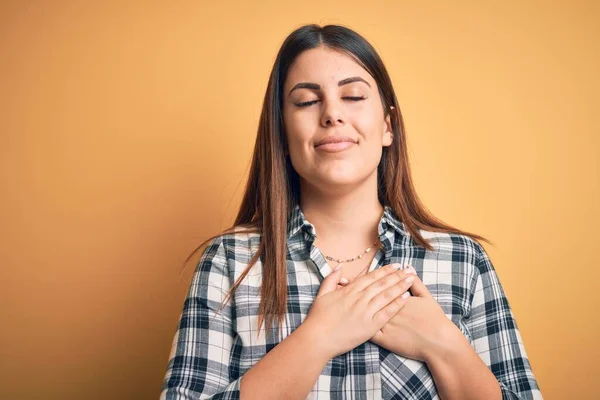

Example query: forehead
[284,46,374,89]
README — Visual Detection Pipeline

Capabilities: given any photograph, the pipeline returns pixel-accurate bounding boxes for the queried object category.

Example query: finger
[371,328,384,343]
[360,266,413,300]
[371,329,383,341]
[406,274,431,298]
[348,263,408,293]
[316,263,343,299]
[338,277,349,286]
[337,278,349,289]
[372,293,410,327]
[366,274,415,314]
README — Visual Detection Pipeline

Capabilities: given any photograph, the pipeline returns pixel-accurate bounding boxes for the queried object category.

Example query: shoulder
[418,229,500,290]
[201,224,261,267]
[192,226,260,287]
[416,229,495,296]
[417,229,486,263]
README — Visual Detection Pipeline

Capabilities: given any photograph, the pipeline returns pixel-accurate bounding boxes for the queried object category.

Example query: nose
[320,99,345,127]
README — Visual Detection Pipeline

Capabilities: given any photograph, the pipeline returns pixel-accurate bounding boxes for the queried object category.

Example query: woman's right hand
[303,263,416,359]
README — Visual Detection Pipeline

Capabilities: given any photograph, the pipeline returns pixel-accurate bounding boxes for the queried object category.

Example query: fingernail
[401,292,410,299]
[405,276,415,283]
[340,277,349,284]
[392,263,402,269]
[334,264,342,271]
[405,266,416,274]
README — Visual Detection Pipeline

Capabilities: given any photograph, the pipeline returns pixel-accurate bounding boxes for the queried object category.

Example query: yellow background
[1,1,598,399]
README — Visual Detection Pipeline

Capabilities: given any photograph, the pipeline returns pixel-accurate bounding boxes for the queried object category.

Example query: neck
[298,171,384,243]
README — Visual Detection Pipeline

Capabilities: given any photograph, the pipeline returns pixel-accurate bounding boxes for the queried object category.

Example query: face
[282,46,393,192]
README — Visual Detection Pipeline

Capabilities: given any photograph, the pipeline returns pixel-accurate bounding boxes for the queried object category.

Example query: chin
[317,172,361,187]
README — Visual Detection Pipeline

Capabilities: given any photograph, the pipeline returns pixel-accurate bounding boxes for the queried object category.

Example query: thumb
[316,263,343,299]
[371,329,384,344]
[408,274,431,298]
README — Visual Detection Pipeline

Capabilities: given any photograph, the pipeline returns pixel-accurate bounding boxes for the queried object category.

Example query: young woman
[161,24,543,399]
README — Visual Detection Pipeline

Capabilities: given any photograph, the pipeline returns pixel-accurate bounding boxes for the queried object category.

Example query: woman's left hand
[364,266,462,362]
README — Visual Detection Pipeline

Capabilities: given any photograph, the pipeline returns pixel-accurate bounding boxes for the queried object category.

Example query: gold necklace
[317,239,382,281]
[322,239,380,264]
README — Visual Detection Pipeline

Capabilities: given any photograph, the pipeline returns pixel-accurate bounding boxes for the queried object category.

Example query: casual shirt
[161,204,543,399]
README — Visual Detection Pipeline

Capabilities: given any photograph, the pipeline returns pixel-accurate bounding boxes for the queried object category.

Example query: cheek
[285,114,315,149]
[353,99,382,126]
[351,112,381,141]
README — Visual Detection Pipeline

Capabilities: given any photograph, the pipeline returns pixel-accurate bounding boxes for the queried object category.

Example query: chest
[234,248,475,344]
[335,248,380,283]
[231,245,476,398]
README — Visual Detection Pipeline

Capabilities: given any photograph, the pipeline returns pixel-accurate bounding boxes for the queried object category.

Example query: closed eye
[295,96,367,107]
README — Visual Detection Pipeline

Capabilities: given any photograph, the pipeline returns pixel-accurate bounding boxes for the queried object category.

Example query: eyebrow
[288,76,371,96]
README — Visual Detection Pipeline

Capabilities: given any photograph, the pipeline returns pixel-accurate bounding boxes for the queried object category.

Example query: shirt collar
[286,203,409,241]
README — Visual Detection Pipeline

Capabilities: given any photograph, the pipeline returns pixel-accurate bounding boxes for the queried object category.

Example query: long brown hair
[182,24,491,338]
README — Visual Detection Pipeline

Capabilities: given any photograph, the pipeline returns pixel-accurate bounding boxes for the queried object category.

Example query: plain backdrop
[1,1,598,399]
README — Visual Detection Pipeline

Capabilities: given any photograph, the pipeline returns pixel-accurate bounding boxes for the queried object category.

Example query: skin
[282,46,394,190]
[282,45,393,282]
[280,46,502,399]
[240,46,501,399]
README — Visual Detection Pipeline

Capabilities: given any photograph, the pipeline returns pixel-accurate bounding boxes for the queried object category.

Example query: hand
[365,266,461,363]
[303,263,416,359]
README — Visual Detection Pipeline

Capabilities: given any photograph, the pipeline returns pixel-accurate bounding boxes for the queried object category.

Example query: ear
[382,106,394,147]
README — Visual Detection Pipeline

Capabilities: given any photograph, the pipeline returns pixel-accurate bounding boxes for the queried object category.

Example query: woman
[161,24,542,399]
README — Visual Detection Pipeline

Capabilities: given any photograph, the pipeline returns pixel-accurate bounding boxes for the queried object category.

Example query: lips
[315,136,357,147]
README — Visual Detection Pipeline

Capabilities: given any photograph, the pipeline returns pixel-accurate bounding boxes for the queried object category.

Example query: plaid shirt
[161,204,543,399]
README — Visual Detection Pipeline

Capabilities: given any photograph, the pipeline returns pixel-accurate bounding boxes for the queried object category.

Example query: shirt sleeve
[465,243,544,400]
[161,236,242,399]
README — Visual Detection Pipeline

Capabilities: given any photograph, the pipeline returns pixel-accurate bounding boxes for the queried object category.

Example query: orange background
[1,1,598,399]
